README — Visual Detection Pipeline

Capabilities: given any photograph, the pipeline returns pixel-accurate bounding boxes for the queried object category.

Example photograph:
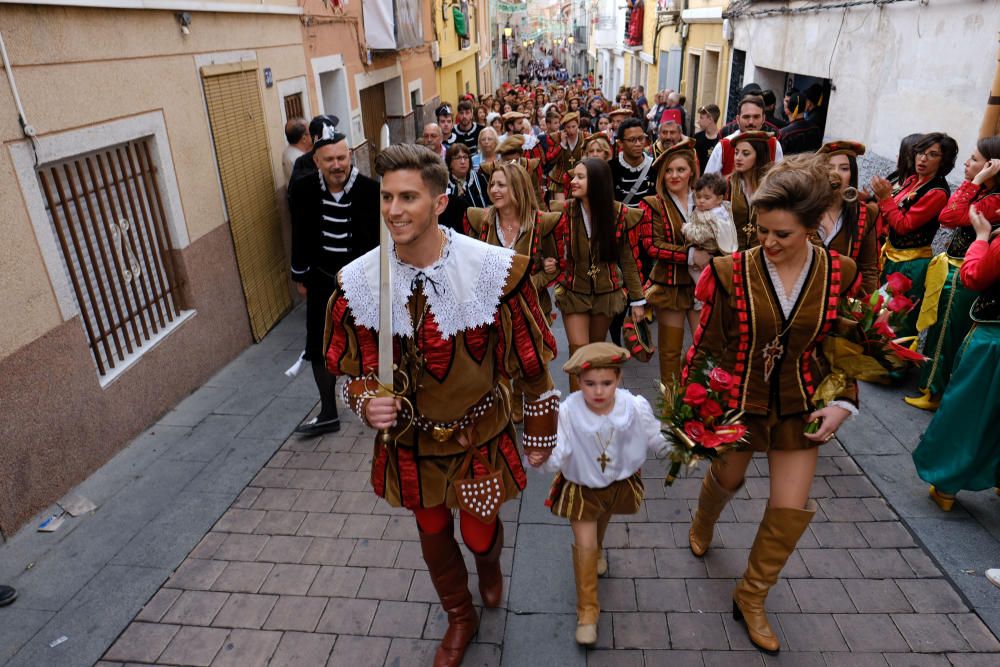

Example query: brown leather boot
[419,522,479,667]
[732,502,816,655]
[658,324,686,390]
[689,465,741,557]
[572,544,600,645]
[473,521,504,608]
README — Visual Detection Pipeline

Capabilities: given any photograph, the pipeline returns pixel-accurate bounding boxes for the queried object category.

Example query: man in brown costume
[324,145,560,666]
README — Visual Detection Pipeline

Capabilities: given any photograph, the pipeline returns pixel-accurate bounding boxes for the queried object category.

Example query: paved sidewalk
[2,306,998,666]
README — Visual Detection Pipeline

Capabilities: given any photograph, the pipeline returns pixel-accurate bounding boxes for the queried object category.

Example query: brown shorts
[742,411,819,452]
[645,284,695,312]
[555,286,627,318]
[548,472,644,522]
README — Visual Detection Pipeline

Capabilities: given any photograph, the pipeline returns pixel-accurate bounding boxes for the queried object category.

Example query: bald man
[423,123,446,159]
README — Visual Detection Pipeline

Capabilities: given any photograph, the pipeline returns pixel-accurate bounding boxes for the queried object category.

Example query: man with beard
[288,119,380,435]
[651,118,686,160]
[452,99,482,150]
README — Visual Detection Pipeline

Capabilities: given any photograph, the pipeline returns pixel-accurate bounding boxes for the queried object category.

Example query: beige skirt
[547,472,644,522]
[645,284,695,312]
[555,286,627,318]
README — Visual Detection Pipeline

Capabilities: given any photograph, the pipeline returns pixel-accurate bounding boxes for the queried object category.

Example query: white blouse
[543,389,667,487]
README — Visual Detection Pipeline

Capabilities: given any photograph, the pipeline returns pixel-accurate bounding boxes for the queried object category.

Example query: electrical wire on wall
[725,0,922,20]
[0,30,38,166]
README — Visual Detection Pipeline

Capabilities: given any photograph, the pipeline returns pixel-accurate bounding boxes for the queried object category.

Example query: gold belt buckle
[432,425,455,442]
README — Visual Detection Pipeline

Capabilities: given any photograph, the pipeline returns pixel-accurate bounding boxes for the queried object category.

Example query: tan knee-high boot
[658,324,686,389]
[596,514,611,576]
[689,465,742,557]
[568,344,582,392]
[572,544,600,645]
[732,502,816,655]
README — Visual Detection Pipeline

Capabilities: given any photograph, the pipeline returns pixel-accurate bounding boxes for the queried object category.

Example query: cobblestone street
[36,308,993,667]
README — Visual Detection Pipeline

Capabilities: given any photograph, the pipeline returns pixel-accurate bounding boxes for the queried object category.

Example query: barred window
[37,137,184,380]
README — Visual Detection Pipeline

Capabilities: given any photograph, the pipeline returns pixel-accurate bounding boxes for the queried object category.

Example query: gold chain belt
[399,389,499,442]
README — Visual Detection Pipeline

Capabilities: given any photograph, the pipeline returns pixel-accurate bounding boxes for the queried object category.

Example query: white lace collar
[763,247,815,318]
[618,152,652,173]
[566,389,637,432]
[522,133,539,151]
[340,227,516,339]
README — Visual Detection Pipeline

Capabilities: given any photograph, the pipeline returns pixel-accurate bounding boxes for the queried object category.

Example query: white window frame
[277,75,312,126]
[9,110,195,386]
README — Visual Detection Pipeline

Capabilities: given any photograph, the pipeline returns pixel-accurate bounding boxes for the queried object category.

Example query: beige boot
[732,502,816,655]
[658,324,686,391]
[572,544,600,645]
[689,466,742,557]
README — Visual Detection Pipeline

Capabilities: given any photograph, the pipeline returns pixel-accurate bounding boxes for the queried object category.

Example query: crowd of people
[280,74,1000,666]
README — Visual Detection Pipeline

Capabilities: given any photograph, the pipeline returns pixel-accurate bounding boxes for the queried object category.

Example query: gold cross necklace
[595,428,614,472]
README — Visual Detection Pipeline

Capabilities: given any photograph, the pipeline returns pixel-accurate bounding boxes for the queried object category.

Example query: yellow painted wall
[434,0,482,104]
[0,6,306,359]
[681,22,730,119]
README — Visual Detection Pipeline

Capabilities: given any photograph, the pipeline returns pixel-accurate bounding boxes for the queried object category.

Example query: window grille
[283,92,304,121]
[36,138,182,378]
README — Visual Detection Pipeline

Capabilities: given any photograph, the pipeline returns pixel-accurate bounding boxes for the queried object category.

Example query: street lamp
[504,26,512,38]
[568,36,574,45]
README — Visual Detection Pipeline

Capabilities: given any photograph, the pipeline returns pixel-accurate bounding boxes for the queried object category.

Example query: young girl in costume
[683,172,739,310]
[528,343,666,646]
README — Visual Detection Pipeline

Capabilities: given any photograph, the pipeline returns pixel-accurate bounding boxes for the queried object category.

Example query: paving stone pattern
[94,319,1000,666]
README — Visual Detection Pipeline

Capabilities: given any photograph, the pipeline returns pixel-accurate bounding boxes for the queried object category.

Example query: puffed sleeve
[497,256,560,450]
[961,238,1000,291]
[618,205,646,304]
[939,181,984,228]
[536,211,562,287]
[496,261,558,399]
[323,289,382,422]
[878,186,948,235]
[640,198,689,263]
[856,203,880,294]
[635,395,668,457]
[682,258,732,384]
[542,406,574,473]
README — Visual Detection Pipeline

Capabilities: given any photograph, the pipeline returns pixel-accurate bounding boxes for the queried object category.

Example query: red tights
[412,504,497,554]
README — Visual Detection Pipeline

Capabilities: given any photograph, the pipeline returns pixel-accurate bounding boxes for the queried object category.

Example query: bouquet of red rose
[805,271,927,433]
[659,358,748,486]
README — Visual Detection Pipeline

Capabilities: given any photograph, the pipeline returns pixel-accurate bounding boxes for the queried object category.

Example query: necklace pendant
[743,221,756,240]
[587,264,600,278]
[597,451,611,473]
[762,336,784,382]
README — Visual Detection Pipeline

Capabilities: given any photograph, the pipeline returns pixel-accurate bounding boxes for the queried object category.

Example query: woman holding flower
[682,153,862,655]
[905,136,1000,412]
[870,132,958,338]
[912,205,1000,511]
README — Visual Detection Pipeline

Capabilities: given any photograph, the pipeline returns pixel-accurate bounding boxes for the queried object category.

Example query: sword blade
[377,124,394,389]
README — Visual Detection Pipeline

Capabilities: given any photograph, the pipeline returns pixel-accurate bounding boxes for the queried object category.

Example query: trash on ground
[49,636,68,648]
[38,512,66,532]
[285,350,307,377]
[58,493,97,517]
